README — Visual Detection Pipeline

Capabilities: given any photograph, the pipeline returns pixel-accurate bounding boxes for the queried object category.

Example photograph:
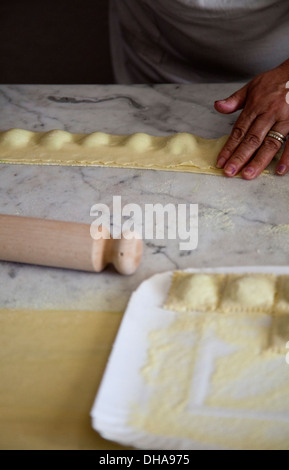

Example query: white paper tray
[91,266,289,450]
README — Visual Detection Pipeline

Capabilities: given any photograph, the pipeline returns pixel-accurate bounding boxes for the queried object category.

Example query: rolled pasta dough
[0,128,232,175]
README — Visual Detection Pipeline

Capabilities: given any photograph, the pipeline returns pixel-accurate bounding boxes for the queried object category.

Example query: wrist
[278,58,289,74]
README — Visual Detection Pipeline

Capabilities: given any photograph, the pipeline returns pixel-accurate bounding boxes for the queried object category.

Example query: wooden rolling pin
[0,215,143,275]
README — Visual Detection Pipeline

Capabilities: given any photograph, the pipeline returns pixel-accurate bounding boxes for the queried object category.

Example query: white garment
[109,0,289,83]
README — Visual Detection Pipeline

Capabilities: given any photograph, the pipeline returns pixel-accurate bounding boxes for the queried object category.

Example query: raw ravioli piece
[220,274,276,313]
[164,272,223,313]
[269,315,289,351]
[275,276,289,315]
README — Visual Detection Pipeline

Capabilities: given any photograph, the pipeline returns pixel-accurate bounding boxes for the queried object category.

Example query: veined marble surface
[0,84,288,312]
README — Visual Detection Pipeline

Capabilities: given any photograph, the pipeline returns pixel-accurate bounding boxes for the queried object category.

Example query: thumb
[214,84,248,114]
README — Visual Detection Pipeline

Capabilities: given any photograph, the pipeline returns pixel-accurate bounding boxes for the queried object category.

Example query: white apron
[110,0,289,83]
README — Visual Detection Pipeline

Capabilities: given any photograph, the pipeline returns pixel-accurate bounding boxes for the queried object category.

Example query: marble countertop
[0,84,289,312]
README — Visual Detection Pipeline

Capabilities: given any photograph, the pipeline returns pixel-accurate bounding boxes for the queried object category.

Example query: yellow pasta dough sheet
[91,267,289,450]
[0,308,129,450]
[0,128,277,176]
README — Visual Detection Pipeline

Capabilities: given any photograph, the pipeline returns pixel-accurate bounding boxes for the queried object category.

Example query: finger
[223,116,275,177]
[216,109,257,169]
[276,139,289,176]
[214,84,248,114]
[241,127,288,180]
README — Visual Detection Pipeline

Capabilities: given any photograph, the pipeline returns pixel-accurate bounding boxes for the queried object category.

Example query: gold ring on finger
[267,131,286,144]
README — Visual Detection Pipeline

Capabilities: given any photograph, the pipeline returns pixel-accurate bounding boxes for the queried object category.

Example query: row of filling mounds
[0,128,214,155]
[164,272,289,315]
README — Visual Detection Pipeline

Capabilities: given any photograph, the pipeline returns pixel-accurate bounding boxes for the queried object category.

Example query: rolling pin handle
[0,215,143,275]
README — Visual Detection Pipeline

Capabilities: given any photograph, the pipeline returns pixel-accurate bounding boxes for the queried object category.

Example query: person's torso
[110,0,289,83]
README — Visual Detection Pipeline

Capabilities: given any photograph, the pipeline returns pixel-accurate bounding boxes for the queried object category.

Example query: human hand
[214,61,289,179]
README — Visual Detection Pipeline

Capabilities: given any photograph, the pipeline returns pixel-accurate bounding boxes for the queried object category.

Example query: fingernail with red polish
[276,165,287,175]
[216,157,226,169]
[243,167,255,177]
[225,164,236,176]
